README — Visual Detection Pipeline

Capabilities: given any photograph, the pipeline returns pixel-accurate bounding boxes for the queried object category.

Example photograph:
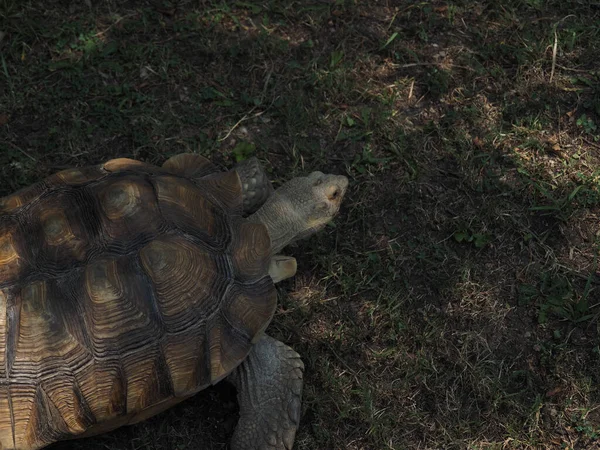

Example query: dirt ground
[2,1,600,449]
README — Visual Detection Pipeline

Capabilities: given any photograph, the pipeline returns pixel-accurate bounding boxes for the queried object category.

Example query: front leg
[227,334,304,450]
[269,255,297,283]
[233,157,274,215]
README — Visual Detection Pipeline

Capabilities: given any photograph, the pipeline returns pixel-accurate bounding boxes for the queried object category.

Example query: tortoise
[0,153,348,450]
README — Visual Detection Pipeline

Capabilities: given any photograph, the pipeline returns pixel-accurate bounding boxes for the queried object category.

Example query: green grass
[2,0,600,449]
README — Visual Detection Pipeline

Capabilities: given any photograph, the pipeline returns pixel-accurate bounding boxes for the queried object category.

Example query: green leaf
[381,32,399,50]
[576,115,586,126]
[199,87,226,101]
[232,141,256,162]
[575,295,589,313]
[330,50,344,68]
[553,329,561,339]
[574,314,595,323]
[567,184,585,202]
[454,231,468,243]
[48,60,75,71]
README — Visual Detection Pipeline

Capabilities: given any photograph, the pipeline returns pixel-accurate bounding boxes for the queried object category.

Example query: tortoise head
[290,171,348,235]
[249,171,348,254]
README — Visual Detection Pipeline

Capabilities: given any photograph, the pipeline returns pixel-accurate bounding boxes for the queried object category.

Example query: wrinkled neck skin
[248,192,304,254]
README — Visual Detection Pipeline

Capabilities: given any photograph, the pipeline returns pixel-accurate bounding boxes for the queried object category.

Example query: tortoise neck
[248,192,301,254]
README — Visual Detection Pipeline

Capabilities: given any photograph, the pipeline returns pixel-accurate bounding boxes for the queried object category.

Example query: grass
[2,0,600,449]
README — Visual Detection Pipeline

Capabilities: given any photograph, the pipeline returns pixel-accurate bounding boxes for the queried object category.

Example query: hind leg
[227,335,304,450]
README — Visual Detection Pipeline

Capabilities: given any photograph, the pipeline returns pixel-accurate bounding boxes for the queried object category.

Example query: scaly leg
[269,255,297,283]
[227,335,304,450]
[234,157,274,215]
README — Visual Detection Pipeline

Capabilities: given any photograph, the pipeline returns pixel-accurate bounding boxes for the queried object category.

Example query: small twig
[218,64,274,142]
[1,141,37,162]
[408,79,414,101]
[386,9,399,32]
[260,64,274,103]
[557,105,562,146]
[93,13,138,38]
[550,15,576,83]
[583,138,600,151]
[391,62,474,71]
[550,28,558,82]
[218,109,263,142]
[556,264,600,286]
[555,64,589,73]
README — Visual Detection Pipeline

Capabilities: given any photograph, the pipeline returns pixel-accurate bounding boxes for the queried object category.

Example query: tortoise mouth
[325,175,349,213]
[335,175,349,202]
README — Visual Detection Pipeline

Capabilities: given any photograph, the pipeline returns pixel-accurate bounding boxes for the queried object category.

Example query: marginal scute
[127,396,188,426]
[25,383,78,445]
[208,315,249,383]
[0,193,23,213]
[0,291,6,378]
[0,234,19,266]
[87,362,127,422]
[162,153,218,179]
[162,330,210,396]
[50,166,105,186]
[123,346,172,413]
[106,370,127,417]
[0,385,12,449]
[22,384,69,448]
[103,158,154,173]
[223,279,276,343]
[39,372,95,436]
[55,169,89,185]
[0,226,23,285]
[9,383,36,448]
[0,183,46,214]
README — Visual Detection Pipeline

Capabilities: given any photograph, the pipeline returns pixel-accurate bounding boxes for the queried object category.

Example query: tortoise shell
[0,155,276,450]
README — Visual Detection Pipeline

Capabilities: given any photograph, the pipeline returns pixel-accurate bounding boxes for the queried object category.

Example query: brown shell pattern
[0,156,275,450]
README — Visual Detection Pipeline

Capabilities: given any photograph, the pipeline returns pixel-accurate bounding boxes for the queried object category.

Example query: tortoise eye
[313,179,323,187]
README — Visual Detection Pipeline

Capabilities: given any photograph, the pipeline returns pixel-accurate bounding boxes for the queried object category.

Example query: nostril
[329,189,339,200]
